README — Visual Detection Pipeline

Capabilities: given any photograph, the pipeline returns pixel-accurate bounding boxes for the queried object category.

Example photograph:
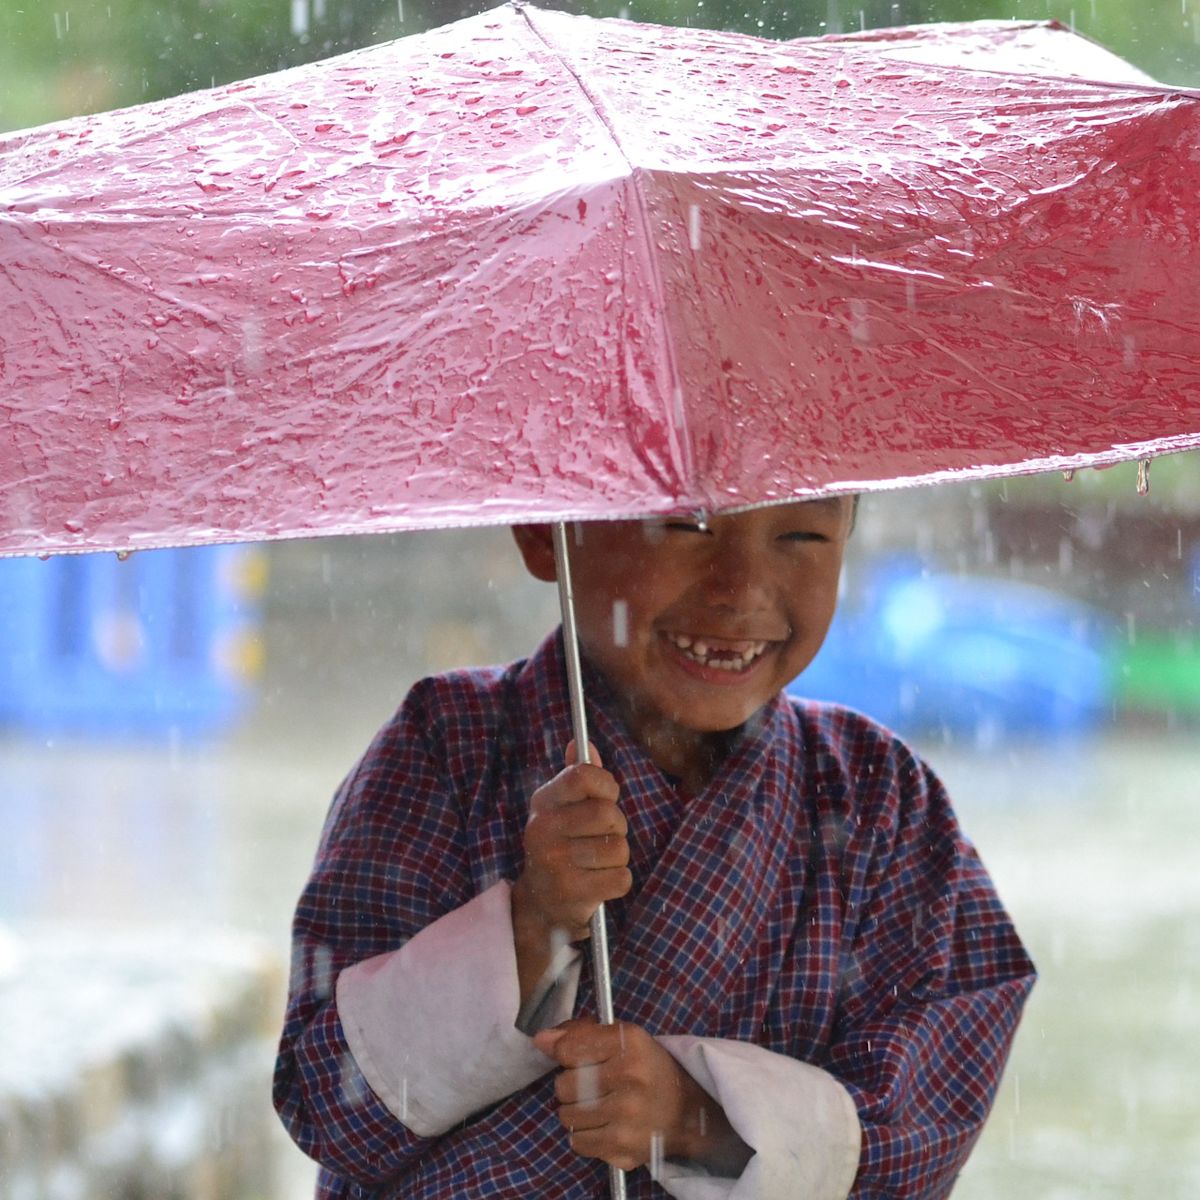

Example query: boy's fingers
[544,1018,624,1070]
[529,765,621,816]
[567,833,630,870]
[556,1093,611,1129]
[566,1129,641,1172]
[554,1060,608,1109]
[533,1019,592,1065]
[532,798,627,843]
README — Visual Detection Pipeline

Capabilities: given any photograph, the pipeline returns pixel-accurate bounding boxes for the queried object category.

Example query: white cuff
[654,1036,861,1200]
[516,937,583,1035]
[335,880,575,1136]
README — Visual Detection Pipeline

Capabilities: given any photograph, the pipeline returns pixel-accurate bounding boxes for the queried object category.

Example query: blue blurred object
[790,556,1114,742]
[0,545,264,737]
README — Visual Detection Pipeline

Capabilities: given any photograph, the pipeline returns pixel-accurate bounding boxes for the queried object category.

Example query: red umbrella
[3,12,1196,1196]
[2,3,1199,561]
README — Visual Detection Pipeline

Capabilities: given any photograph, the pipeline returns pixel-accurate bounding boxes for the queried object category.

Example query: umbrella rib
[516,3,697,507]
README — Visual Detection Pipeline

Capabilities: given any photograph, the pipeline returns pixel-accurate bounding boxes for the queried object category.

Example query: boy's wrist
[510,875,555,1005]
[664,1065,752,1177]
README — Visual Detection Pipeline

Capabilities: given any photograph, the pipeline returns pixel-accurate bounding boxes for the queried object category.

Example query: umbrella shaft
[551,522,626,1200]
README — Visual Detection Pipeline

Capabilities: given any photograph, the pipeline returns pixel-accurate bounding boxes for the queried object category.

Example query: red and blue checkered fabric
[274,632,1034,1198]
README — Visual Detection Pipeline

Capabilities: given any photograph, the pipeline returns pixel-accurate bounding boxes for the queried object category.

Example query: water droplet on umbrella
[1137,458,1151,496]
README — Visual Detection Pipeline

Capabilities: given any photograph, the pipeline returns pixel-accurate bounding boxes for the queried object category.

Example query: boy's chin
[666,699,772,737]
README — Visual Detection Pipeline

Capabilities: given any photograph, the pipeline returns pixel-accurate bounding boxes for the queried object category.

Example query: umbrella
[2,3,1200,561]
[3,8,1199,1195]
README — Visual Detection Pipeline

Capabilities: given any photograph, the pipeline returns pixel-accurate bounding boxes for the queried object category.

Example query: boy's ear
[511,524,558,583]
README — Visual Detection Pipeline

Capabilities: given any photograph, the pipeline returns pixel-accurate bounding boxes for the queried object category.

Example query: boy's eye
[780,530,828,543]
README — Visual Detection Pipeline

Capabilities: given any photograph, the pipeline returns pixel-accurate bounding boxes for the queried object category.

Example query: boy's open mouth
[665,632,770,672]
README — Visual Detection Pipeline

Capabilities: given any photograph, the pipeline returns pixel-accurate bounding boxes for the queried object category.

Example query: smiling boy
[275,499,1034,1199]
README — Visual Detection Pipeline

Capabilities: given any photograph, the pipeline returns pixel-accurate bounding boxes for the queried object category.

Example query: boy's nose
[698,543,771,609]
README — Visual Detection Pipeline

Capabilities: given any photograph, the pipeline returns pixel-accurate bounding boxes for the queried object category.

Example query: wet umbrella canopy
[2,3,1200,559]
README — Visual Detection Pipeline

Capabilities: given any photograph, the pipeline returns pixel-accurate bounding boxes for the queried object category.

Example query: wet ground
[2,527,1197,1197]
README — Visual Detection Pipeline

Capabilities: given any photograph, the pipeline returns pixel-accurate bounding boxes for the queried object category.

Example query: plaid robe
[274,631,1034,1198]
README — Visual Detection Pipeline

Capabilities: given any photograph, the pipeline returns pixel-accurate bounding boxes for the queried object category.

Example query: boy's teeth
[667,633,768,670]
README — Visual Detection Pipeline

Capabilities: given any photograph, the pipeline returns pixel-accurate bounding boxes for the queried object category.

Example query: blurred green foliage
[2,0,1197,134]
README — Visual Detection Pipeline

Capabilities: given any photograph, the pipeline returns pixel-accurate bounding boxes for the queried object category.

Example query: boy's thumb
[533,1028,567,1057]
[565,740,603,768]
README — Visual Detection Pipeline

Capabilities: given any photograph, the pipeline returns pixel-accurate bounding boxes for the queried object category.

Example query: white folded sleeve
[335,879,580,1136]
[654,1035,862,1200]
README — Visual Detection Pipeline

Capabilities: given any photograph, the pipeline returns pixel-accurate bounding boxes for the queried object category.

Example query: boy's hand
[511,743,631,1003]
[533,1018,751,1177]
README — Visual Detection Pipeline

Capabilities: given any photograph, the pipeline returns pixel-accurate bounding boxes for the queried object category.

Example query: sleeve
[336,880,579,1135]
[824,740,1036,1199]
[270,683,566,1188]
[654,1036,861,1200]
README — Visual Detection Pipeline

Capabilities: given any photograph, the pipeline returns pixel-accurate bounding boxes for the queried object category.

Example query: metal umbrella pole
[551,520,627,1200]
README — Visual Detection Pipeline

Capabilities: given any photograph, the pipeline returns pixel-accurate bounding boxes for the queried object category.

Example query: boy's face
[514,498,854,750]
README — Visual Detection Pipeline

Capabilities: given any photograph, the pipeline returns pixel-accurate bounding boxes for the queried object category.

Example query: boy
[274,499,1034,1199]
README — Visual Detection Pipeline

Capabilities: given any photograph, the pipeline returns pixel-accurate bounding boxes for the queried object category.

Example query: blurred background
[2,2,1199,1198]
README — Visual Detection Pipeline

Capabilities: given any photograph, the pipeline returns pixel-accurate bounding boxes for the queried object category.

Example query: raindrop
[1062,468,1076,482]
[612,600,629,647]
[1137,458,1151,496]
[848,298,870,344]
[291,0,309,37]
[649,1132,665,1181]
[116,550,132,563]
[397,0,405,24]
[688,204,702,251]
